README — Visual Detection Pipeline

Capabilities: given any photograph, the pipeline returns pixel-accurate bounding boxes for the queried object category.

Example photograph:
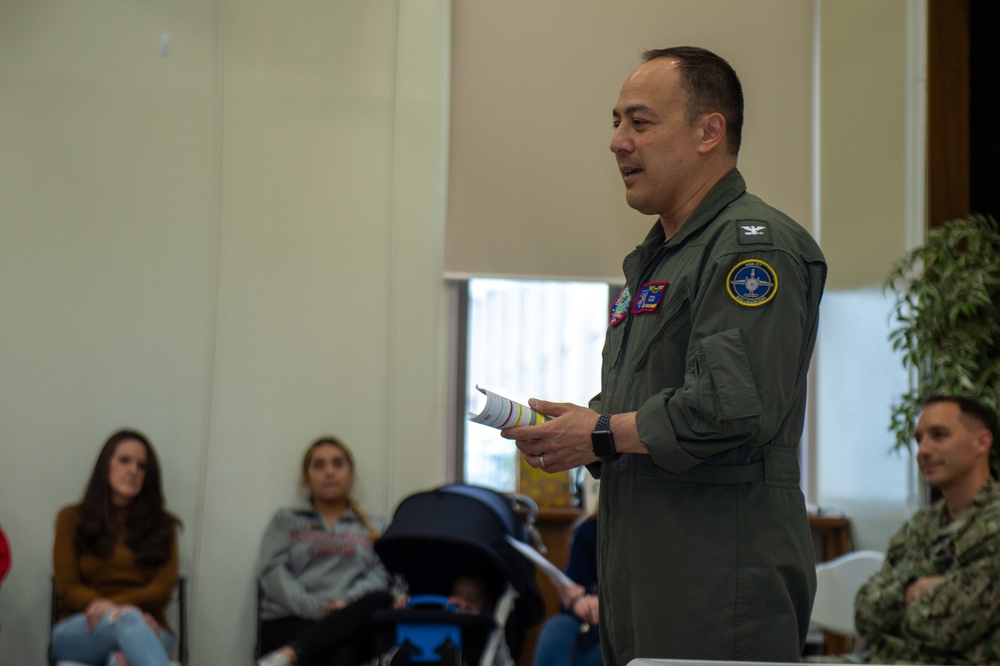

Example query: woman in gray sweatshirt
[256,436,393,666]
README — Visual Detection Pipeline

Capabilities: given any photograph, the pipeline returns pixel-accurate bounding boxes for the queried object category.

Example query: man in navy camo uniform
[856,395,1000,664]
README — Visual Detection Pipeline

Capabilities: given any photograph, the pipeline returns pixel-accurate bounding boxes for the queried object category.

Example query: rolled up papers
[468,385,551,429]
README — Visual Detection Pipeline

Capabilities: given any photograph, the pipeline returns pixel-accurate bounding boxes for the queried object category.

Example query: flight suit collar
[623,167,747,289]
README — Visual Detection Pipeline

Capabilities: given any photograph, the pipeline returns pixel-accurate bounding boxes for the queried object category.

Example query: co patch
[632,282,668,314]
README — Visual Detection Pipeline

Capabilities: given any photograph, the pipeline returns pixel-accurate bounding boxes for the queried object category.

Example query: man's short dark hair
[642,46,744,156]
[922,394,998,439]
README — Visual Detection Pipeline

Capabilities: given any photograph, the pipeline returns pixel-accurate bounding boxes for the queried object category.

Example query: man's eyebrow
[613,103,657,118]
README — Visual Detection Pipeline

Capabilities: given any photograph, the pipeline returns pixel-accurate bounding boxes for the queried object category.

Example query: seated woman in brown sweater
[52,429,180,666]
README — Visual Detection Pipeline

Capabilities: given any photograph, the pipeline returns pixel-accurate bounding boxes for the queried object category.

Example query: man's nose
[916,440,929,461]
[610,126,631,154]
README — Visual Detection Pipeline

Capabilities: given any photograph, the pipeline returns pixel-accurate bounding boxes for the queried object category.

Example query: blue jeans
[52,609,174,666]
[533,613,603,666]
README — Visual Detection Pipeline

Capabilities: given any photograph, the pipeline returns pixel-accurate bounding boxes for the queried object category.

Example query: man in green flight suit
[855,395,1000,664]
[501,47,826,665]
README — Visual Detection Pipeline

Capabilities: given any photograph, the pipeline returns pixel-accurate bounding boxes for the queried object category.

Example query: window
[458,278,610,491]
[812,288,920,548]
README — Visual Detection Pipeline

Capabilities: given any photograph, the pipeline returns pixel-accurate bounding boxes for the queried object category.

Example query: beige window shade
[446,0,814,282]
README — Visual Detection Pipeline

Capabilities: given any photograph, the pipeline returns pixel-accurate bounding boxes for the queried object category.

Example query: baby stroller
[372,484,545,665]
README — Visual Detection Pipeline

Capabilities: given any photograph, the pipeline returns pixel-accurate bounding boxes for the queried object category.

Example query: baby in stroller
[447,574,493,614]
[381,570,498,665]
[372,484,544,666]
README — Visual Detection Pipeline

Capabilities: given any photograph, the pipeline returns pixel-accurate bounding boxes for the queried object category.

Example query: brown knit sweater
[53,505,178,632]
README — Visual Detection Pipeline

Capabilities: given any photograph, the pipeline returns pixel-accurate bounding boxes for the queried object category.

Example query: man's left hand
[500,400,601,473]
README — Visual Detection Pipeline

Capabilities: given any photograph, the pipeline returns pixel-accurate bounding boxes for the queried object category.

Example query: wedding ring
[539,454,546,469]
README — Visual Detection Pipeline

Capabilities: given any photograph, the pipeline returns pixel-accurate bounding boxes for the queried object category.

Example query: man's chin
[625,195,657,216]
[921,470,944,488]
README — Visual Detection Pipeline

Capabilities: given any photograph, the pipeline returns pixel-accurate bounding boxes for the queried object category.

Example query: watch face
[591,431,615,457]
[592,414,618,458]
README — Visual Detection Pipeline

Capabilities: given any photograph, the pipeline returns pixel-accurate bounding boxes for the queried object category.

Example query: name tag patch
[727,259,777,306]
[609,287,631,326]
[632,282,669,314]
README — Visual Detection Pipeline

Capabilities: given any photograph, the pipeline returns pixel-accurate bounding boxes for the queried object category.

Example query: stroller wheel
[382,643,413,665]
[378,645,405,665]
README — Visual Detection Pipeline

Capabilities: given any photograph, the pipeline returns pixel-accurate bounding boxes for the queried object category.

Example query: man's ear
[975,429,993,456]
[697,112,727,154]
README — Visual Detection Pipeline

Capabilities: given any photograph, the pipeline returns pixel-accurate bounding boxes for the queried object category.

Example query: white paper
[468,385,551,429]
[505,535,574,587]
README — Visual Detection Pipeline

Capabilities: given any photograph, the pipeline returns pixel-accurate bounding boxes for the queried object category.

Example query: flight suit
[590,168,826,665]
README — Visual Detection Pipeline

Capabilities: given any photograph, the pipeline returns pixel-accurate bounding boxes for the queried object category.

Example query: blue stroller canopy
[374,484,532,598]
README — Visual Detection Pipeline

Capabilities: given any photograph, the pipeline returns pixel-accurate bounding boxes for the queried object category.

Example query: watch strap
[592,413,620,459]
[595,413,612,432]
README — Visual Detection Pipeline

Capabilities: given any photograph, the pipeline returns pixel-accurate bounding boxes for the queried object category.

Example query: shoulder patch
[727,259,777,307]
[609,286,630,326]
[736,221,773,245]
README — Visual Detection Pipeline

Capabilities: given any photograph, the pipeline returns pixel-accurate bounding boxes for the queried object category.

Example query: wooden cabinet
[809,514,853,562]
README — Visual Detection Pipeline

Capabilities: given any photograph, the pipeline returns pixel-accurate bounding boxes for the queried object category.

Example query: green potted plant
[886,212,1000,474]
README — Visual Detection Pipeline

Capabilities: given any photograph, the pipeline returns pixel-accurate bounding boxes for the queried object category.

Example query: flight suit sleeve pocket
[698,328,762,421]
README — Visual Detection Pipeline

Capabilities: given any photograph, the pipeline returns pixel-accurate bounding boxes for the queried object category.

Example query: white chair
[811,550,885,638]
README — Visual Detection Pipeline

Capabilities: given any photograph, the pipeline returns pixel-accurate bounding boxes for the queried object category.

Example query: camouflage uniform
[855,482,1000,664]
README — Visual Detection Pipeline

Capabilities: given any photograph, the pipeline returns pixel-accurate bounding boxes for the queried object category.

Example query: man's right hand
[555,581,586,609]
[905,575,944,604]
[572,594,600,626]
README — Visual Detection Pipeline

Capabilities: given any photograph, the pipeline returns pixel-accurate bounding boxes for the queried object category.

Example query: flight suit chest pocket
[601,310,628,392]
[631,283,691,374]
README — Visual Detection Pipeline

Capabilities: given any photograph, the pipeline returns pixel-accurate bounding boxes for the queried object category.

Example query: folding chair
[811,550,885,640]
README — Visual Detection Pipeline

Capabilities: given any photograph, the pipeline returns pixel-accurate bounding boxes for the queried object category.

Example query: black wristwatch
[591,413,620,460]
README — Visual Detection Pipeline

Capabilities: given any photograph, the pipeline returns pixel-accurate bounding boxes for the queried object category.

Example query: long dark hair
[76,429,180,568]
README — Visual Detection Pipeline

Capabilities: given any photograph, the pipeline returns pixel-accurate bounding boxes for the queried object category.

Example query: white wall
[447,0,815,281]
[0,1,450,664]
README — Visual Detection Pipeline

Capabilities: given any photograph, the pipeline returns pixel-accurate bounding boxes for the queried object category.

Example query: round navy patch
[727,259,778,307]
